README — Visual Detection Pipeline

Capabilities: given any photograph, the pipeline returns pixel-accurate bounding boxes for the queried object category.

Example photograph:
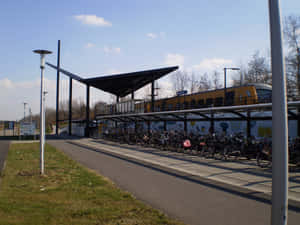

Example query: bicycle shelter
[95,101,300,138]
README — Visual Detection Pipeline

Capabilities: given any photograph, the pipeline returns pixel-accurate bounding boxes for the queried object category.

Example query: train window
[168,104,173,111]
[191,99,196,108]
[184,101,189,109]
[225,91,235,106]
[176,103,180,110]
[206,98,213,106]
[161,101,166,111]
[246,90,251,97]
[198,99,204,108]
[256,89,272,103]
[215,97,223,106]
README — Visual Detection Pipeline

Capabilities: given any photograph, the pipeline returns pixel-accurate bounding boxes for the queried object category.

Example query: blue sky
[0,0,299,120]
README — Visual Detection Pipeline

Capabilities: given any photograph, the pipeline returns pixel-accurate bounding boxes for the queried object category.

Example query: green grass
[0,143,184,225]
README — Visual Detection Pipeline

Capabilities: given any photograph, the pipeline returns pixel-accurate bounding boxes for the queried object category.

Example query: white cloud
[103,46,121,54]
[85,43,95,48]
[157,79,174,98]
[74,14,112,27]
[0,78,14,88]
[164,53,185,67]
[146,32,166,39]
[192,58,233,73]
[147,33,157,39]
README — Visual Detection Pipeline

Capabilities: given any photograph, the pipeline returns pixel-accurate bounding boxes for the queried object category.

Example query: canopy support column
[184,114,187,134]
[151,80,155,112]
[210,112,214,134]
[147,121,151,135]
[247,111,251,138]
[56,40,60,135]
[298,108,300,136]
[68,77,72,135]
[85,84,90,137]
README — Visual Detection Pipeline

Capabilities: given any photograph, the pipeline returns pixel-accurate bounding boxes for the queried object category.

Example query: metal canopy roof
[84,66,178,97]
[46,62,178,97]
[95,101,300,122]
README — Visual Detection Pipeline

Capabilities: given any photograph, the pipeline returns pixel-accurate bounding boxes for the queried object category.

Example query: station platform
[67,138,300,208]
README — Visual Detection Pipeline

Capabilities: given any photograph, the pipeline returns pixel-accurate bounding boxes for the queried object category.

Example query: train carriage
[143,83,272,113]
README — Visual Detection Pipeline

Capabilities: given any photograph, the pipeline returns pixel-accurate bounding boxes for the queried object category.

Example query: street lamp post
[223,67,240,105]
[33,49,52,175]
[268,1,288,225]
[23,102,28,121]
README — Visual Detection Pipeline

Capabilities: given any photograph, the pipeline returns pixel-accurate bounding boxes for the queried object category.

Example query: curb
[68,140,300,212]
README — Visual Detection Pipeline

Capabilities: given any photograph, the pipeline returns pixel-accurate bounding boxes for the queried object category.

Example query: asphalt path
[0,141,10,174]
[49,140,300,225]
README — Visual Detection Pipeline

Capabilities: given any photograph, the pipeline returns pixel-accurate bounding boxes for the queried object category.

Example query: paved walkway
[69,138,300,207]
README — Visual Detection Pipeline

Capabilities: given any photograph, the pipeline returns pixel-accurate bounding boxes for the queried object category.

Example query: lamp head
[33,49,52,68]
[33,49,52,55]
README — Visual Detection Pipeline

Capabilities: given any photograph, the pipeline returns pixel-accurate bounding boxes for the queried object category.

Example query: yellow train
[98,83,272,115]
[140,83,272,113]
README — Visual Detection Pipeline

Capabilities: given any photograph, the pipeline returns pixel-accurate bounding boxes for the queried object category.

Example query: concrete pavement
[49,138,300,225]
[67,138,300,207]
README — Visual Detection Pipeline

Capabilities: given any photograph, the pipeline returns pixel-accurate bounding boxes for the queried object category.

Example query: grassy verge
[0,143,184,225]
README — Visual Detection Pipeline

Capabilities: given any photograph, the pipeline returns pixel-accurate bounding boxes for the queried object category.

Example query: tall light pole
[22,102,28,121]
[29,107,32,123]
[268,1,288,225]
[223,67,240,105]
[33,49,52,175]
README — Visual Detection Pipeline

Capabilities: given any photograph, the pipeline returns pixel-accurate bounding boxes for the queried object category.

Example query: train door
[225,91,235,106]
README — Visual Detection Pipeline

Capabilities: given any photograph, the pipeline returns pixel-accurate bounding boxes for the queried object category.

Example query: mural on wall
[100,111,298,138]
[220,122,229,133]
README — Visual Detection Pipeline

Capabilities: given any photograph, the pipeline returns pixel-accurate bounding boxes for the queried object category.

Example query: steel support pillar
[147,121,151,135]
[56,40,60,135]
[68,77,72,135]
[151,80,155,112]
[134,122,137,133]
[184,114,187,134]
[164,121,167,131]
[247,111,251,138]
[85,85,90,137]
[298,109,300,136]
[131,91,134,100]
[210,112,214,134]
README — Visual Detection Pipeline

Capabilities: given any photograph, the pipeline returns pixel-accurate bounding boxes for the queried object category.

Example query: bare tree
[232,63,248,86]
[171,70,189,93]
[189,72,198,94]
[284,15,300,98]
[94,101,108,115]
[139,83,152,100]
[211,70,222,89]
[198,73,212,91]
[245,51,271,84]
